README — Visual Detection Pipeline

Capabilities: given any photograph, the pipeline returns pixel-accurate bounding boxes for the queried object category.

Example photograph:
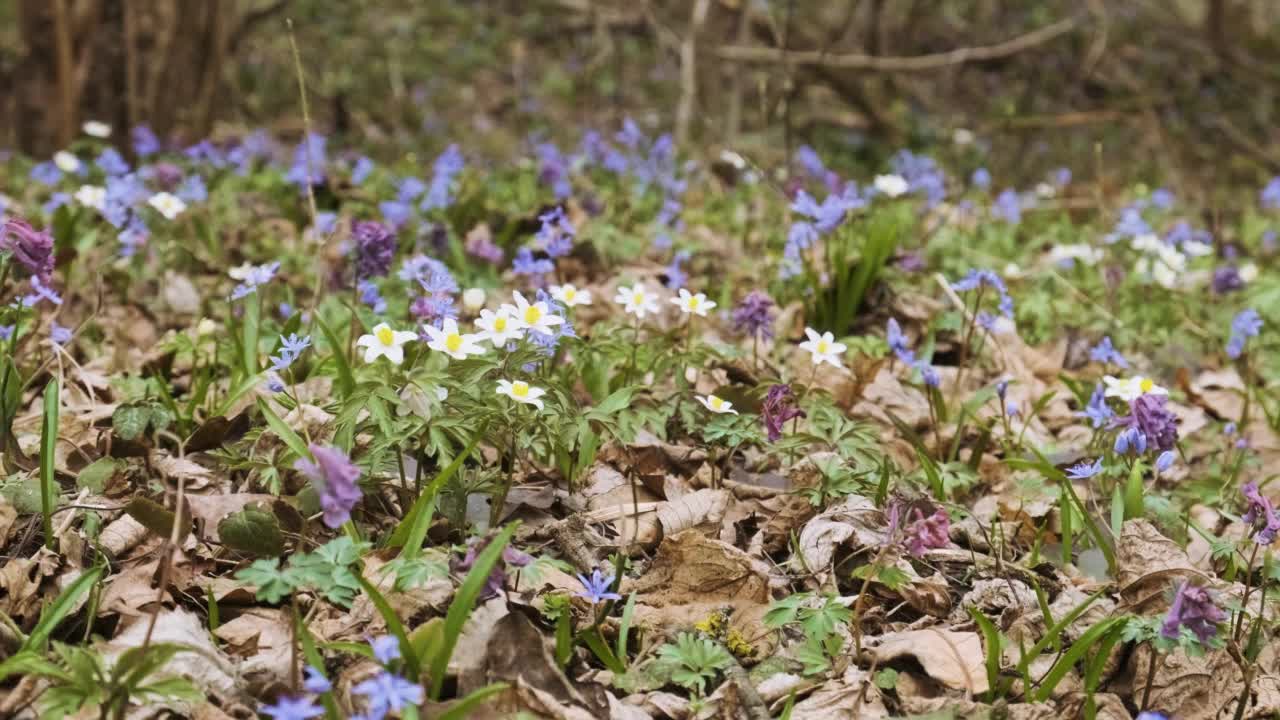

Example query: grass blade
[39,379,59,549]
[258,398,311,461]
[386,426,484,552]
[437,683,509,720]
[429,523,517,699]
[26,563,104,652]
[356,573,420,678]
[315,315,355,398]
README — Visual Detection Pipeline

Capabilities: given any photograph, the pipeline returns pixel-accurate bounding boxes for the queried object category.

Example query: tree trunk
[7,0,243,157]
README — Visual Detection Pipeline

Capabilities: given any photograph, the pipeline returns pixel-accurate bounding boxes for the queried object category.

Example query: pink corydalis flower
[294,444,362,528]
[886,501,951,557]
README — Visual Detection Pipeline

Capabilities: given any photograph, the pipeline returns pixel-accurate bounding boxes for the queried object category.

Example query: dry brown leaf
[212,607,292,687]
[784,666,888,719]
[1127,643,1241,720]
[867,628,989,695]
[797,495,885,582]
[1117,519,1205,609]
[102,609,239,708]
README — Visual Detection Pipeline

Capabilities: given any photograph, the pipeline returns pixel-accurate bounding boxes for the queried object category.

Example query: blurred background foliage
[2,0,1280,198]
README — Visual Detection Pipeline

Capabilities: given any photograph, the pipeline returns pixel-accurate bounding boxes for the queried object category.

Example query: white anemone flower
[697,394,737,414]
[503,291,564,336]
[148,192,187,220]
[799,327,846,368]
[356,322,418,365]
[74,185,106,211]
[1103,375,1168,403]
[873,174,909,198]
[82,121,112,138]
[550,283,592,307]
[475,308,523,347]
[54,151,82,174]
[671,289,716,317]
[497,379,546,410]
[614,283,660,319]
[423,318,486,360]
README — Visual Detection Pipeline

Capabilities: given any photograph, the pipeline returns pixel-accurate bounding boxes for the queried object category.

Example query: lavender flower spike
[293,444,362,528]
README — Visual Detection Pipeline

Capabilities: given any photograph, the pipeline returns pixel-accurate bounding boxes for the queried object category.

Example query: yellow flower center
[688,297,701,310]
[564,288,576,301]
[512,381,529,397]
[376,327,395,346]
[632,291,644,304]
[494,316,507,331]
[524,305,542,324]
[1139,378,1154,393]
[709,397,723,409]
[445,333,463,352]
[817,340,829,354]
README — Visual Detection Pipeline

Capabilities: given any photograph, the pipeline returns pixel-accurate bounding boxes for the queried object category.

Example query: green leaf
[315,315,355,398]
[76,458,121,493]
[874,668,899,689]
[40,379,59,549]
[25,564,104,653]
[386,425,485,551]
[429,523,517,699]
[235,559,292,603]
[436,684,510,720]
[356,572,420,677]
[1033,617,1127,702]
[123,497,176,540]
[580,626,626,674]
[218,504,285,556]
[968,607,1005,700]
[242,291,261,376]
[112,403,151,441]
[258,398,312,461]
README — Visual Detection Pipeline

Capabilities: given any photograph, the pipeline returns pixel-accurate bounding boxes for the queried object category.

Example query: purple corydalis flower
[761,384,805,442]
[352,220,396,281]
[576,568,622,604]
[731,291,775,340]
[451,536,533,602]
[1155,450,1176,472]
[1119,393,1179,453]
[886,318,915,364]
[465,231,503,264]
[1160,581,1226,645]
[1089,336,1128,368]
[1212,266,1245,294]
[294,444,362,528]
[1242,482,1280,545]
[1,218,55,281]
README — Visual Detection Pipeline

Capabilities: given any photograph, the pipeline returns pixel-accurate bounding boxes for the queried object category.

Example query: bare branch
[716,14,1082,72]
